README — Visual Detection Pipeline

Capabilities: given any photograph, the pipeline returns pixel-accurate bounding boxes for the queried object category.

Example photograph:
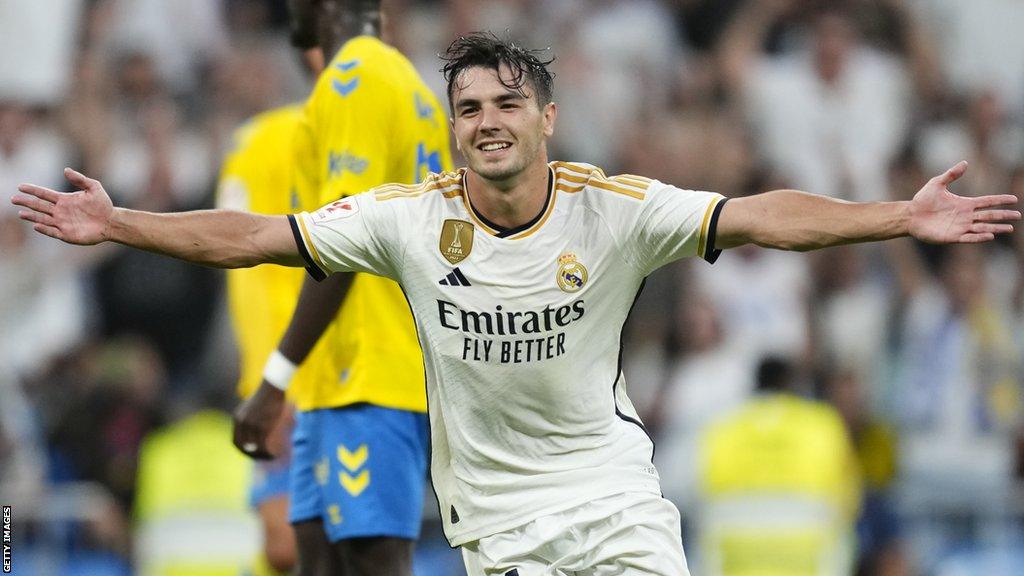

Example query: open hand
[908,161,1020,244]
[12,168,113,245]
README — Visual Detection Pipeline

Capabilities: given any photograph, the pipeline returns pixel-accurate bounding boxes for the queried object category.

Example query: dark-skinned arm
[232,272,353,459]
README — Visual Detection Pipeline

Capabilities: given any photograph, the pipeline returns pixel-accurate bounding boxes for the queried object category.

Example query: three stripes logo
[439,267,472,287]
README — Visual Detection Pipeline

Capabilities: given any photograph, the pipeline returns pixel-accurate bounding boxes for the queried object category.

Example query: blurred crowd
[2,0,1023,574]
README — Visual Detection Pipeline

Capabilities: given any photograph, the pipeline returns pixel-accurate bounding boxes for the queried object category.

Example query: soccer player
[227,1,452,575]
[217,103,304,575]
[13,33,1020,575]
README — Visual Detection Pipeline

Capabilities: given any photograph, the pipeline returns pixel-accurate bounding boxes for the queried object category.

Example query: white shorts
[460,491,690,576]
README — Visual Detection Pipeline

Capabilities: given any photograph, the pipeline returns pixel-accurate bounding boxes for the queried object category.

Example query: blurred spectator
[696,357,862,576]
[549,0,687,170]
[133,402,259,575]
[919,90,1024,200]
[654,292,756,513]
[0,103,88,378]
[808,244,893,410]
[720,0,912,202]
[822,365,910,576]
[694,242,812,362]
[0,0,85,105]
[98,0,230,97]
[909,0,1024,116]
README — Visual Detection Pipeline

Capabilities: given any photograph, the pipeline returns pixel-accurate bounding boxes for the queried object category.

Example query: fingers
[974,209,1022,222]
[973,194,1020,209]
[959,232,995,243]
[32,224,65,241]
[64,167,100,191]
[232,418,274,460]
[936,160,968,186]
[18,209,57,228]
[11,194,55,216]
[970,222,1014,235]
[16,183,62,203]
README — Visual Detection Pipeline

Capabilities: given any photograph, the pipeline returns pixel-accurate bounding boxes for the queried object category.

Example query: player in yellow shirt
[217,105,305,575]
[230,1,452,574]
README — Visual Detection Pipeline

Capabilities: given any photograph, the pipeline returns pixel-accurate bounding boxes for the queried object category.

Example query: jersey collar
[461,166,556,239]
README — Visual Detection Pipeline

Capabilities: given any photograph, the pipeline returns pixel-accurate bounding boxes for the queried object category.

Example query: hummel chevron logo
[338,444,370,497]
[439,267,471,286]
[332,77,360,97]
[334,59,360,73]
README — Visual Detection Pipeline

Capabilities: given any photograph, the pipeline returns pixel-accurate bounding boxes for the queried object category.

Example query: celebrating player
[13,33,1019,575]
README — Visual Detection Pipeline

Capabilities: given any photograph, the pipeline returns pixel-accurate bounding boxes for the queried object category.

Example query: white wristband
[263,350,297,391]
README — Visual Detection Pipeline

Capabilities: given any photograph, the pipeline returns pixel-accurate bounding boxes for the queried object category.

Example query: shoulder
[551,161,655,204]
[329,36,420,88]
[370,169,465,205]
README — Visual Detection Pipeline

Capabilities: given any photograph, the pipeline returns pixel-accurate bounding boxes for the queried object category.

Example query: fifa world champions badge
[556,252,588,293]
[440,219,474,264]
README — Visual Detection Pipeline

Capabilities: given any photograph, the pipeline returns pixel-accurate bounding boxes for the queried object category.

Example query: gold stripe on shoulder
[375,183,439,200]
[376,182,465,202]
[611,174,653,189]
[555,183,586,194]
[556,172,590,185]
[588,179,645,200]
[373,172,463,199]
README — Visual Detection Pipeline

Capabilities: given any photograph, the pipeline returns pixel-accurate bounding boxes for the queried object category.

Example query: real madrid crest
[439,219,474,264]
[556,252,588,293]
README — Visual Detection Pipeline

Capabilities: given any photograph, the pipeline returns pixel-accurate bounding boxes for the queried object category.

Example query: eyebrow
[454,91,527,110]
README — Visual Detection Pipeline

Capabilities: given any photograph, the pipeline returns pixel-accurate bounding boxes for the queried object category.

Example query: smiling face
[450,65,556,186]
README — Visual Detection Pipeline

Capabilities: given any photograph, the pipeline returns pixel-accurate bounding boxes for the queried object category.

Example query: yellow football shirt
[290,35,452,412]
[217,105,338,401]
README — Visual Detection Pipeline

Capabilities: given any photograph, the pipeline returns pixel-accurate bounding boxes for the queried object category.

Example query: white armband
[263,350,298,391]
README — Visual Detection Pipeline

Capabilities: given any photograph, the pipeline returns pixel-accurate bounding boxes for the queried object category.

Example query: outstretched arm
[716,161,1020,251]
[12,168,304,268]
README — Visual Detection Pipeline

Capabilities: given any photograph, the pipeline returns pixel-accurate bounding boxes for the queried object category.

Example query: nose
[478,105,501,132]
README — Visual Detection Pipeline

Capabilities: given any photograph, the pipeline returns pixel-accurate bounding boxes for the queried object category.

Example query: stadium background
[2,0,1023,574]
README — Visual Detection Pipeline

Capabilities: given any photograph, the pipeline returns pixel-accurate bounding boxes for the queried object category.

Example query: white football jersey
[290,161,726,545]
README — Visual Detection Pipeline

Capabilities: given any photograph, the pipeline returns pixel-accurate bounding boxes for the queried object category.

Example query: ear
[450,117,461,151]
[542,102,557,138]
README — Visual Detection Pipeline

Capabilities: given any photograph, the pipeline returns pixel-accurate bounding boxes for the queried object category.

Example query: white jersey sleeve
[289,191,404,281]
[622,181,727,275]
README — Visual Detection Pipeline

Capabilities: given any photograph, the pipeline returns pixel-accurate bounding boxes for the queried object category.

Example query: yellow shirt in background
[699,394,862,576]
[290,35,453,412]
[218,105,328,401]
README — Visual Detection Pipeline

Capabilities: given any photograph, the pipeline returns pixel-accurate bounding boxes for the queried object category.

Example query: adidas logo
[450,505,460,524]
[439,267,472,286]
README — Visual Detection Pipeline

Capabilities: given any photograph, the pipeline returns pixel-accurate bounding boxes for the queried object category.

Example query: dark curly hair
[440,32,555,111]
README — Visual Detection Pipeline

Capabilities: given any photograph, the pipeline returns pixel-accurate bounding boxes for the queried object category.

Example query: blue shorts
[249,455,292,508]
[288,405,430,541]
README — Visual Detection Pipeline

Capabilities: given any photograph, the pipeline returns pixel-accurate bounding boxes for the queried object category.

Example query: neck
[465,159,550,230]
[319,2,382,58]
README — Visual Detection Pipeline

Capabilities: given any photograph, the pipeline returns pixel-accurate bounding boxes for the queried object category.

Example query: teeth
[481,143,510,151]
